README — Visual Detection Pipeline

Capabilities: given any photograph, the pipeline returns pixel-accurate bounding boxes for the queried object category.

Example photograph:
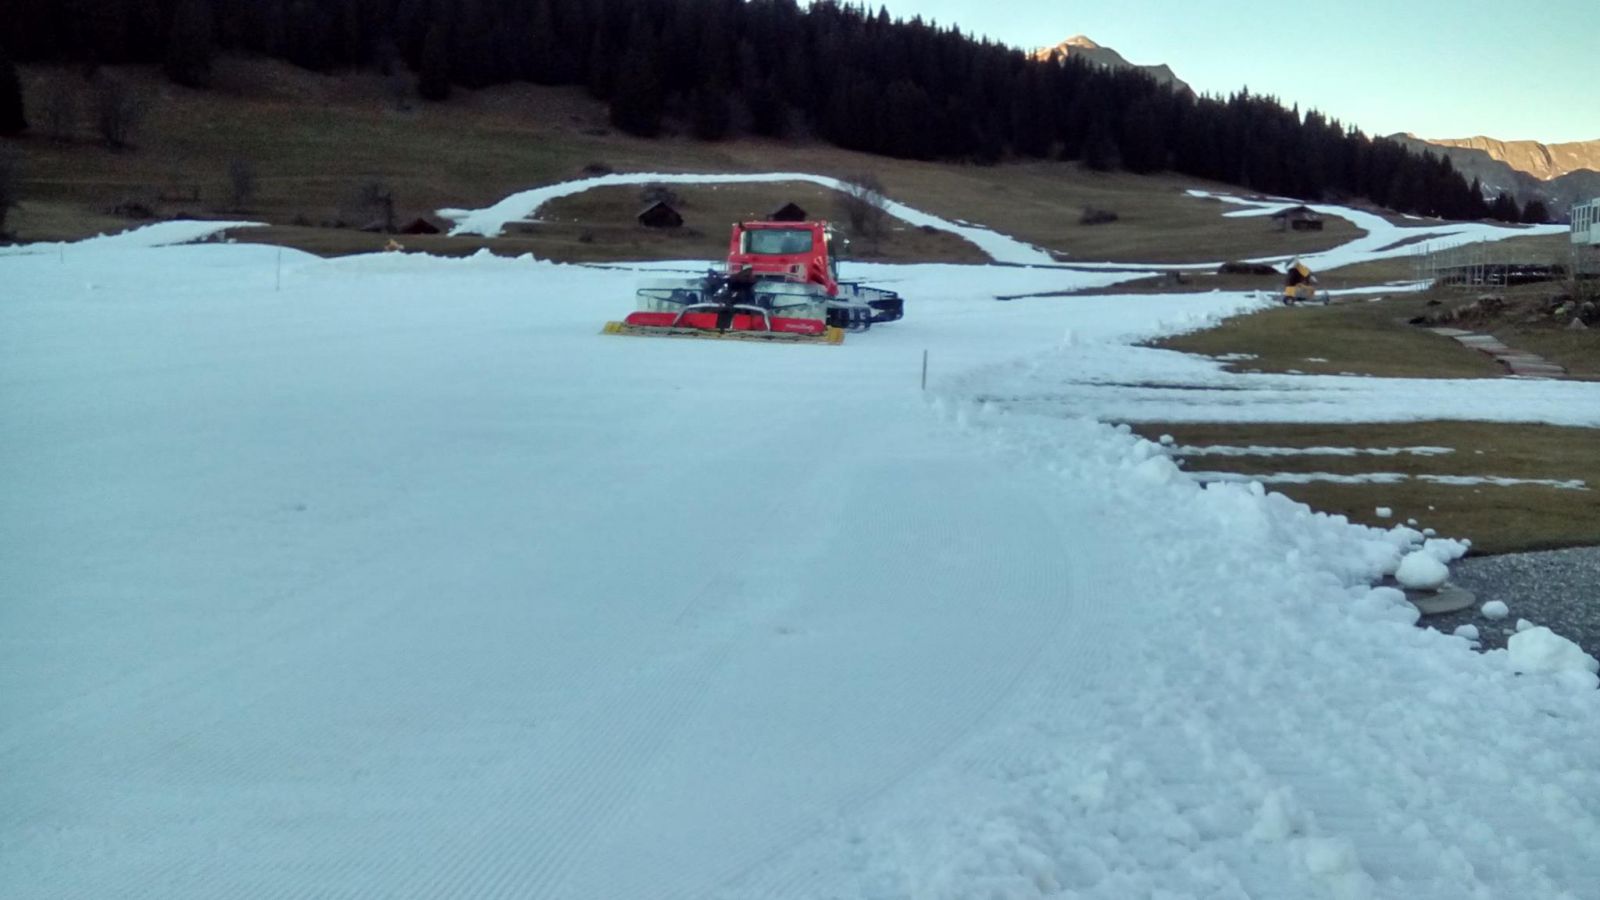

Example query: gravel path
[1423,546,1600,660]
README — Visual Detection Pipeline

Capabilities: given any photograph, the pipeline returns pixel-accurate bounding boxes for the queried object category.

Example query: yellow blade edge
[601,322,845,345]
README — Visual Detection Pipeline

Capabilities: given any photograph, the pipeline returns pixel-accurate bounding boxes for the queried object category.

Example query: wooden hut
[769,202,808,222]
[399,216,442,235]
[1271,205,1324,232]
[637,201,684,229]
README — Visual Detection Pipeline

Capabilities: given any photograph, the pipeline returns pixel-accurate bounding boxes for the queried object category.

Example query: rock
[1571,317,1589,331]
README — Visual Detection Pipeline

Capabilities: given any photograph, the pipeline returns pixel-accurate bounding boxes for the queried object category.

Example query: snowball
[1131,455,1178,484]
[1375,507,1393,518]
[1452,624,1480,641]
[1421,538,1468,563]
[1248,789,1300,842]
[1159,434,1175,446]
[1394,551,1449,590]
[1350,587,1420,625]
[1515,618,1535,632]
[1406,518,1418,526]
[1423,528,1437,537]
[1301,837,1359,877]
[1481,600,1509,620]
[1507,627,1600,688]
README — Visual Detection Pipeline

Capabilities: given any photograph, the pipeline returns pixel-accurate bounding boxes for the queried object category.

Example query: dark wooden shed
[1271,205,1324,232]
[769,202,808,222]
[399,216,442,235]
[637,201,684,229]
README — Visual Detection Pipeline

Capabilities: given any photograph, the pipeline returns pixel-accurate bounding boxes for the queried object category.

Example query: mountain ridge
[1032,35,1193,96]
[1408,134,1600,181]
[1388,133,1600,217]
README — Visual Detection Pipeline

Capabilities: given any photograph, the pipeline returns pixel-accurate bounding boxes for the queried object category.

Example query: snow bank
[0,219,262,256]
[958,338,1600,428]
[1507,627,1600,690]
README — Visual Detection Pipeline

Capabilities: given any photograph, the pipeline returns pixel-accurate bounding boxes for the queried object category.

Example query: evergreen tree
[1521,199,1550,224]
[690,84,733,141]
[0,0,1498,219]
[882,79,934,159]
[1082,116,1119,172]
[1118,97,1165,174]
[417,22,451,101]
[609,14,663,137]
[585,29,615,100]
[0,51,25,135]
[744,78,787,138]
[1489,191,1521,223]
[164,0,216,88]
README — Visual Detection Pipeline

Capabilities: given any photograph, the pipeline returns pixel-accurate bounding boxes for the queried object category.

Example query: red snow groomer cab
[603,221,903,345]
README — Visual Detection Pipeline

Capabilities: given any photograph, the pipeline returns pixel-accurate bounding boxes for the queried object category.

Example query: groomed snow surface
[5,191,1600,899]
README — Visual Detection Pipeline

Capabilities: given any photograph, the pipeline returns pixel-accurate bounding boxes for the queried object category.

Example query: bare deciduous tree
[41,79,78,141]
[385,72,413,111]
[836,173,889,248]
[226,158,257,211]
[347,178,396,233]
[0,157,19,237]
[93,76,147,150]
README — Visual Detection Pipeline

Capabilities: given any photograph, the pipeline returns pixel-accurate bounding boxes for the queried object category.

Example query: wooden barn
[637,201,684,229]
[399,216,442,235]
[1271,205,1324,232]
[769,202,808,222]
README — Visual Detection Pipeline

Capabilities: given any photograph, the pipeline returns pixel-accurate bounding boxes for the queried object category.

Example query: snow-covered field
[4,189,1599,899]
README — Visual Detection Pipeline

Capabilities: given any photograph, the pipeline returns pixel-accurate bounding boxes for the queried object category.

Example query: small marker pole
[921,349,928,391]
[275,248,282,292]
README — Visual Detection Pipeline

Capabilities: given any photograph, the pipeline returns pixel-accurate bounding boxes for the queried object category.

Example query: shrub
[1079,207,1118,226]
[837,173,888,245]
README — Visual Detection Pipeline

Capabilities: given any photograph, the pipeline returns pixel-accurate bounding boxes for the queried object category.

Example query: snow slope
[0,219,261,256]
[4,214,1598,898]
[959,334,1600,427]
[1186,190,1568,270]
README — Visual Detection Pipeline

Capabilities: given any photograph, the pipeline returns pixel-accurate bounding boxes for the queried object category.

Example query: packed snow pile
[0,219,262,256]
[1507,627,1600,690]
[4,202,1599,900]
[1482,600,1511,620]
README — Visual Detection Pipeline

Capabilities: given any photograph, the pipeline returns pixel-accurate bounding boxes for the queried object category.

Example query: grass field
[1150,295,1508,379]
[1134,422,1600,555]
[8,59,1353,265]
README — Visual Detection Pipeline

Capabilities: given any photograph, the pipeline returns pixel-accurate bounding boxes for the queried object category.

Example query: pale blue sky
[861,0,1598,144]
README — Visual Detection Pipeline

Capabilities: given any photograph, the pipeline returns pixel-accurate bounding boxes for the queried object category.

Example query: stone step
[1427,328,1566,380]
